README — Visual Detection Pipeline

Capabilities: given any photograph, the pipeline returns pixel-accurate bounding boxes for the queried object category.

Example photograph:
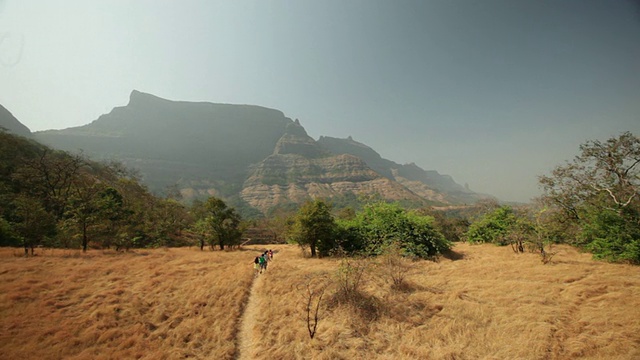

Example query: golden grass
[1,243,639,359]
[0,247,255,360]
[247,244,640,360]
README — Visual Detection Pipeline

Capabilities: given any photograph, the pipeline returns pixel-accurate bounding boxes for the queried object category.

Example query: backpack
[254,256,260,264]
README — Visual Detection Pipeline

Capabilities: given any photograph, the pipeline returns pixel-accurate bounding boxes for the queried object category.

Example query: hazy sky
[1,1,639,202]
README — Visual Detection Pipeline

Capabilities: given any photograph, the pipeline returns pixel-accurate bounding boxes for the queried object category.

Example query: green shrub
[581,209,640,264]
[466,206,516,245]
[336,202,449,260]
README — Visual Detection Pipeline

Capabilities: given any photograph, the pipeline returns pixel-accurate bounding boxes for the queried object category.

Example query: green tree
[62,177,106,252]
[539,132,640,263]
[465,206,517,245]
[289,199,337,257]
[11,195,56,255]
[199,197,243,250]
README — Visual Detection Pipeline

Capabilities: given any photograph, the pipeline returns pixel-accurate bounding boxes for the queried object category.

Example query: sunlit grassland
[247,244,640,359]
[1,243,639,359]
[0,247,254,360]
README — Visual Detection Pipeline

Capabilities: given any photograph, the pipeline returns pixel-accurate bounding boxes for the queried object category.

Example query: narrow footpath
[236,267,263,359]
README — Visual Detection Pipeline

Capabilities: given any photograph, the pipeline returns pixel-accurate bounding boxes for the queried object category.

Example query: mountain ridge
[4,91,490,214]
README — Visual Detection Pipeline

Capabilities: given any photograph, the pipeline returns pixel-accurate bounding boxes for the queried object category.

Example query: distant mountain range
[2,91,491,214]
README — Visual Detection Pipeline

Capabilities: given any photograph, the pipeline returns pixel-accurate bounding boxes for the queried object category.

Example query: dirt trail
[236,271,262,360]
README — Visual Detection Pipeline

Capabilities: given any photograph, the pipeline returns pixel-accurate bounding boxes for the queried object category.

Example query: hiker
[253,255,261,275]
[258,253,266,273]
[268,249,274,261]
[262,251,269,272]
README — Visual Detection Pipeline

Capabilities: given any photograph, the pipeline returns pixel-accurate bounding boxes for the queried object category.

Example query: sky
[1,0,639,202]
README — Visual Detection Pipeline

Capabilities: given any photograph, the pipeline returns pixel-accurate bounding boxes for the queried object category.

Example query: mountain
[32,91,488,214]
[0,104,31,137]
[241,121,427,211]
[35,90,292,197]
[317,136,488,204]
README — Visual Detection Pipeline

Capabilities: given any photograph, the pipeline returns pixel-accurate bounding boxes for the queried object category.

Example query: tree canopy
[288,199,337,257]
[0,131,192,253]
[193,197,243,250]
[539,132,640,263]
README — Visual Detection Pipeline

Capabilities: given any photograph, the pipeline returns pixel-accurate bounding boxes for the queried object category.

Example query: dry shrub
[332,256,367,302]
[326,256,382,331]
[377,241,415,291]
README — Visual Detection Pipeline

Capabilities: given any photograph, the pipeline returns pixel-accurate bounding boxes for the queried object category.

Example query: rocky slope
[241,122,426,212]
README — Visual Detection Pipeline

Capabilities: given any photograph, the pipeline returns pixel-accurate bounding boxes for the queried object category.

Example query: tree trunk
[82,222,88,252]
[310,240,317,257]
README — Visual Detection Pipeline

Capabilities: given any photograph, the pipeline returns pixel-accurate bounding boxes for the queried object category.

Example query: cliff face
[273,120,329,158]
[240,120,426,212]
[31,91,489,215]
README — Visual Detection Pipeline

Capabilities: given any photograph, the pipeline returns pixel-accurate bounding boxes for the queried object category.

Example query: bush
[581,208,640,264]
[466,206,516,245]
[336,202,449,260]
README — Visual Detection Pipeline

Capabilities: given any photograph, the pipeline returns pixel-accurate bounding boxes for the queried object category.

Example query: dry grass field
[1,243,639,359]
[0,247,254,360]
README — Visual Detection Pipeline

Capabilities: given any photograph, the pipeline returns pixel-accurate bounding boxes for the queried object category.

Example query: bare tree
[297,275,330,339]
[539,131,640,217]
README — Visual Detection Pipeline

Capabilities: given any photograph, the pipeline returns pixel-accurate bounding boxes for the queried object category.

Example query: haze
[1,0,639,202]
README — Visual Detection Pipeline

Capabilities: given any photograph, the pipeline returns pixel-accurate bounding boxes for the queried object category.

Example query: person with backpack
[258,253,266,273]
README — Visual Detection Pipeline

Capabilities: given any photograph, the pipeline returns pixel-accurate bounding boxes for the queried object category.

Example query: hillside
[35,91,293,197]
[27,91,487,213]
[0,104,31,138]
[1,243,638,359]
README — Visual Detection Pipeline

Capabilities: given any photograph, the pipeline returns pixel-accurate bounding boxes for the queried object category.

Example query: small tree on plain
[288,199,337,257]
[200,197,243,250]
